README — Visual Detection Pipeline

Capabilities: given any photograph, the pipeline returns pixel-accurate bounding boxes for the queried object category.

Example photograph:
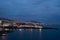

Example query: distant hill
[0,18,13,21]
[30,20,41,23]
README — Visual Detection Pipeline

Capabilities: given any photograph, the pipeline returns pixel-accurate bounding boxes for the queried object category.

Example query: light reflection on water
[2,35,6,40]
[0,29,60,40]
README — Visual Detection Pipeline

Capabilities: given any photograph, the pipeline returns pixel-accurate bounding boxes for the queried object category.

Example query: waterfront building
[0,18,13,27]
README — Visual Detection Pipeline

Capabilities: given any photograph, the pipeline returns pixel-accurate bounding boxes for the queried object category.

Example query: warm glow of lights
[2,34,6,36]
[19,29,23,31]
[40,28,42,32]
[2,34,6,40]
[39,26,43,32]
[30,29,33,32]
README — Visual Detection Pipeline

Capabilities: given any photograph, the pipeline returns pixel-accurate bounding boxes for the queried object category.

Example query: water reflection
[18,29,24,31]
[39,29,42,40]
[39,27,43,32]
[0,29,14,40]
[18,28,43,40]
[1,34,6,40]
[29,28,33,32]
[0,27,59,40]
[0,30,6,40]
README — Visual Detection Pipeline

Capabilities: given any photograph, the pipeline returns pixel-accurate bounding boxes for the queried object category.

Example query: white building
[0,20,2,24]
[3,23,11,26]
[0,18,13,27]
[19,25,32,27]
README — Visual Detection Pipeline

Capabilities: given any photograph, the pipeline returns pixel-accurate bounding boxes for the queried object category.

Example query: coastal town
[0,18,43,27]
[0,18,46,31]
[0,18,58,32]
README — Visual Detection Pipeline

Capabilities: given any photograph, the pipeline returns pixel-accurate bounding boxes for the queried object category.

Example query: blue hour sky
[0,0,60,23]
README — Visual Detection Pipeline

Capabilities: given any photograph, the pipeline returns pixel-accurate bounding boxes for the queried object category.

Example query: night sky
[0,0,60,23]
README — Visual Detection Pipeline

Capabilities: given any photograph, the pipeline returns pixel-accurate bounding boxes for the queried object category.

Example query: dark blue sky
[0,0,60,23]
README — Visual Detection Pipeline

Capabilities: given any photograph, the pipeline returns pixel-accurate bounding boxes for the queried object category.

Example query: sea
[0,26,60,40]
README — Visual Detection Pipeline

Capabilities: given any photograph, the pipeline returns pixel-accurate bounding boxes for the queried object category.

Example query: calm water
[0,29,60,40]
